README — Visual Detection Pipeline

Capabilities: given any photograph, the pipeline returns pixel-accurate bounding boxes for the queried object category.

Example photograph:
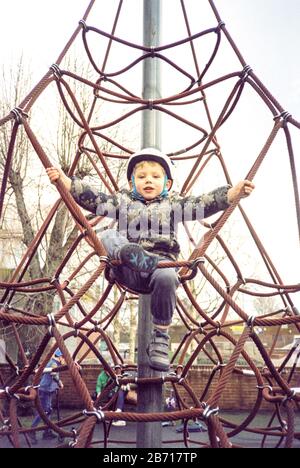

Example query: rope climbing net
[0,0,300,449]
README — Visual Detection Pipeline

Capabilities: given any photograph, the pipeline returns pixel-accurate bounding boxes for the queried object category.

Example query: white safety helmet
[126,148,175,187]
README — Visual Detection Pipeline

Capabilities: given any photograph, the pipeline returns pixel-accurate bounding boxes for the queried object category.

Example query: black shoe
[58,435,65,443]
[42,430,57,440]
[119,244,159,274]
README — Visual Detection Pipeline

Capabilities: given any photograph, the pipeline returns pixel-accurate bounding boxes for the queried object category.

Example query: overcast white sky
[1,0,299,307]
[1,0,300,107]
[0,0,299,103]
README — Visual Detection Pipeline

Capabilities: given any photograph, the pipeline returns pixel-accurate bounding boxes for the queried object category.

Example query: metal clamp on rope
[282,420,288,432]
[93,321,101,332]
[273,111,292,122]
[202,404,219,420]
[282,390,296,405]
[242,65,253,81]
[83,408,105,423]
[69,428,78,448]
[69,439,77,448]
[0,421,10,432]
[50,276,59,286]
[50,64,62,80]
[256,384,273,392]
[11,107,28,124]
[5,387,20,401]
[182,257,205,281]
[99,256,110,265]
[247,315,256,330]
[218,20,226,29]
[47,313,56,336]
[215,362,226,370]
[281,111,292,122]
[150,46,156,58]
[79,19,88,31]
[73,322,80,337]
[191,257,205,275]
[99,255,113,272]
[24,385,40,393]
[215,321,221,336]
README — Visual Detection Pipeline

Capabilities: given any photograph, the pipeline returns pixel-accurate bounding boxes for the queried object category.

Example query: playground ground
[1,410,300,449]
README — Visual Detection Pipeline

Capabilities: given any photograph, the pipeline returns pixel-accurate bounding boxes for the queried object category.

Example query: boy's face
[130,161,172,200]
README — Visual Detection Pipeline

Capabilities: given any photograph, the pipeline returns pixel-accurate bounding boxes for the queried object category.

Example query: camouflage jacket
[71,177,231,261]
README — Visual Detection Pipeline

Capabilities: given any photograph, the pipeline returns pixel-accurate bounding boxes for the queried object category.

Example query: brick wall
[0,364,298,411]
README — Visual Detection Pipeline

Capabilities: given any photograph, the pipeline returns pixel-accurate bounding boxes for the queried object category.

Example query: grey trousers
[99,229,179,326]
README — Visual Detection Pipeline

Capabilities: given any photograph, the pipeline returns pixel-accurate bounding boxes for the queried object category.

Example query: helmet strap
[131,175,145,201]
[160,175,169,198]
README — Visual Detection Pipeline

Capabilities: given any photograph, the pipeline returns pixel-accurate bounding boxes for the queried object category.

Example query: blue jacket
[39,358,61,393]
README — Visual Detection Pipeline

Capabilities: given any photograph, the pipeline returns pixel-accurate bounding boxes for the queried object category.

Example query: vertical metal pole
[137,0,163,448]
[141,0,162,150]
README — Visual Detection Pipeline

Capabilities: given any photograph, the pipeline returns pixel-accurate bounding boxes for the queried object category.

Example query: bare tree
[0,58,92,355]
[0,55,131,359]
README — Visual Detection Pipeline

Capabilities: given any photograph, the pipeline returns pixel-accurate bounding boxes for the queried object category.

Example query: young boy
[46,148,254,372]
